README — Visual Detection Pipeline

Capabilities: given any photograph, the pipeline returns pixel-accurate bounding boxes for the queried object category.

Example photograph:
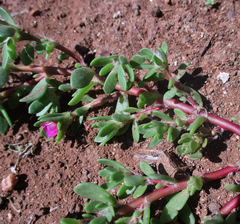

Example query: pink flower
[40,121,59,138]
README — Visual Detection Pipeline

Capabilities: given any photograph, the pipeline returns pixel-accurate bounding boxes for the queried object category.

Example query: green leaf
[0,66,10,88]
[99,63,114,76]
[111,114,131,122]
[60,218,80,224]
[118,64,127,91]
[178,203,195,224]
[97,122,118,138]
[124,176,145,187]
[152,111,173,122]
[20,43,35,65]
[132,120,140,143]
[163,87,177,100]
[74,107,89,116]
[175,62,189,80]
[117,184,136,199]
[189,140,200,153]
[68,81,96,106]
[161,42,168,54]
[74,182,118,205]
[115,93,129,114]
[187,176,203,196]
[2,42,9,68]
[89,217,107,224]
[139,48,154,61]
[137,92,159,108]
[99,167,118,180]
[205,0,215,5]
[143,72,166,82]
[153,55,164,67]
[175,118,184,127]
[144,67,158,79]
[224,184,240,192]
[90,57,112,67]
[140,161,155,176]
[143,204,151,224]
[156,47,168,64]
[28,88,56,114]
[123,107,141,113]
[97,159,127,170]
[130,54,145,68]
[70,67,95,89]
[136,64,155,70]
[0,26,16,37]
[149,133,163,148]
[188,117,205,135]
[58,84,72,91]
[0,7,17,26]
[85,201,108,213]
[20,78,48,102]
[58,53,69,60]
[148,173,176,183]
[160,189,190,223]
[133,184,148,198]
[174,109,186,118]
[0,108,10,133]
[204,213,225,224]
[103,70,118,94]
[7,38,16,59]
[110,170,125,182]
[118,56,128,64]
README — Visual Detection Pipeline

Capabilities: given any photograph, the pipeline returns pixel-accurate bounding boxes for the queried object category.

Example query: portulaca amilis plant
[0,7,240,224]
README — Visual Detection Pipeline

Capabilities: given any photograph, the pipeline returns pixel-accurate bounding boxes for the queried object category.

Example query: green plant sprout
[59,159,240,224]
[1,7,240,223]
[205,0,215,5]
[0,7,240,160]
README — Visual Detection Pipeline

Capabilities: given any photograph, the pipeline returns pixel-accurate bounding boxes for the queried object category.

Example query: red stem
[220,194,240,217]
[114,166,240,219]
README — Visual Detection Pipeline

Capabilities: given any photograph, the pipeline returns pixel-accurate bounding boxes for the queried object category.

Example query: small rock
[149,6,163,18]
[227,10,234,19]
[1,173,18,191]
[132,3,140,10]
[113,11,122,19]
[208,202,221,214]
[217,72,230,84]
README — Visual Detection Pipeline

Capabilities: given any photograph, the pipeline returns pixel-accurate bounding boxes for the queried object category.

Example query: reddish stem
[114,166,240,219]
[220,194,240,217]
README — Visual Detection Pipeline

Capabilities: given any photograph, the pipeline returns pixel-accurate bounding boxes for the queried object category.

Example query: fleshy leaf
[0,66,10,88]
[20,78,48,102]
[152,111,173,122]
[74,182,118,205]
[70,67,95,89]
[90,56,112,67]
[0,26,16,37]
[0,7,17,26]
[133,184,148,198]
[224,183,240,192]
[140,161,155,176]
[160,189,190,223]
[20,42,34,65]
[103,70,118,94]
[130,54,145,68]
[99,63,114,76]
[124,176,145,187]
[60,218,79,224]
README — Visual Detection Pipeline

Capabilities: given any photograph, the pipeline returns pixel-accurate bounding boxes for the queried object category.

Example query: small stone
[113,11,122,19]
[132,3,140,10]
[149,6,163,18]
[208,202,221,214]
[217,72,230,84]
[227,10,234,19]
[1,173,18,191]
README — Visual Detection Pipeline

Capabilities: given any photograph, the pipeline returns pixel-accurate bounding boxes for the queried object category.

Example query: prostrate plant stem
[114,165,240,219]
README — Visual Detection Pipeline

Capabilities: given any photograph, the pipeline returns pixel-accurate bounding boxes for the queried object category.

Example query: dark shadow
[15,174,28,191]
[202,131,232,163]
[75,45,95,66]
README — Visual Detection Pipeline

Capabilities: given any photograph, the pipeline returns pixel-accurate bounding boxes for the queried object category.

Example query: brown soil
[1,0,240,223]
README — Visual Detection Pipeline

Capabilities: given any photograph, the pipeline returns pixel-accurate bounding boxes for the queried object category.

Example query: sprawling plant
[0,7,240,223]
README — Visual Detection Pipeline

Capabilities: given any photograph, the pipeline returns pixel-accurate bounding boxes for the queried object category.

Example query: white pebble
[217,72,230,84]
